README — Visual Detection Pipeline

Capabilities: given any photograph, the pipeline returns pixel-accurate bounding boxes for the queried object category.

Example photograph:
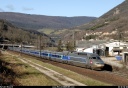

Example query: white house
[76,41,128,56]
[75,48,85,52]
[104,41,128,56]
[76,47,94,53]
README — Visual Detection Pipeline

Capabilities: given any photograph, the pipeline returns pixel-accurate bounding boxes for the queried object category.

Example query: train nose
[95,62,105,67]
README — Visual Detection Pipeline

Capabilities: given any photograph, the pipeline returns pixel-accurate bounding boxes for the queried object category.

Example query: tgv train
[8,47,105,70]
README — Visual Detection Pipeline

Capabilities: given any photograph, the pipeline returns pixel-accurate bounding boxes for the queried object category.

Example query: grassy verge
[27,58,112,86]
[0,52,61,86]
[8,51,112,86]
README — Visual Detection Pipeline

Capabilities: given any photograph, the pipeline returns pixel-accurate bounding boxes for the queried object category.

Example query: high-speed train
[8,47,105,70]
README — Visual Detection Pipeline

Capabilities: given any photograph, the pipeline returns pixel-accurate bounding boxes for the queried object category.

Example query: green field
[38,28,56,35]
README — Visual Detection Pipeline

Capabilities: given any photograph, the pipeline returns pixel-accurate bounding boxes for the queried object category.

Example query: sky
[0,0,125,17]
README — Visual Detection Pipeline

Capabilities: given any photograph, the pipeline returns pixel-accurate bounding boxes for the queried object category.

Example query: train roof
[77,52,100,57]
[40,50,100,58]
[54,51,97,58]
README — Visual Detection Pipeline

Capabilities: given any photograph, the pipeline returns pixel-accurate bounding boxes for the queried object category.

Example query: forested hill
[0,12,97,30]
[0,19,55,46]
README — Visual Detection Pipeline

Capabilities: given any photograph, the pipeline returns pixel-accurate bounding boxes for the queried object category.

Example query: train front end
[90,54,105,70]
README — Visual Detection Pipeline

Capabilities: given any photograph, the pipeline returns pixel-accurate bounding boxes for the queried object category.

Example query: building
[104,41,128,56]
[76,40,128,56]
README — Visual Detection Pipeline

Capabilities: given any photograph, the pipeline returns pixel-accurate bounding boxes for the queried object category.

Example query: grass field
[0,52,61,86]
[38,28,55,35]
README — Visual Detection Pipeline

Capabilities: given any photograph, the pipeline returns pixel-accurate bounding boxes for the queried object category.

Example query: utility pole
[37,35,38,50]
[116,28,122,55]
[20,38,23,57]
[73,31,75,51]
[39,34,41,57]
[73,30,77,51]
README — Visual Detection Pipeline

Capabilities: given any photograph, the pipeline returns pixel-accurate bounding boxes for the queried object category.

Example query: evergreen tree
[57,39,63,52]
[66,41,74,51]
[66,41,70,51]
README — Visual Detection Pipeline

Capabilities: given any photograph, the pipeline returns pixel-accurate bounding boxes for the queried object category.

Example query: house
[75,40,106,55]
[75,40,128,56]
[104,41,128,56]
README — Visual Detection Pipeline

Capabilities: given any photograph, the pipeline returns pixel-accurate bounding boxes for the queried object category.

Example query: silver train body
[8,47,105,70]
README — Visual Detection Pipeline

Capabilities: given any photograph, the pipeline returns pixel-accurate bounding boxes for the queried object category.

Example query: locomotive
[8,47,105,70]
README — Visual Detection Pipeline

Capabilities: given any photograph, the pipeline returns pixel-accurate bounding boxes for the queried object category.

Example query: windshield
[92,57,97,59]
[91,56,101,60]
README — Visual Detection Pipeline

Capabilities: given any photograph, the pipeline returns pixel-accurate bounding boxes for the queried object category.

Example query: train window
[35,52,39,54]
[51,54,60,58]
[78,53,87,55]
[57,55,61,58]
[92,57,97,59]
[42,53,48,56]
[52,55,55,57]
[56,55,58,57]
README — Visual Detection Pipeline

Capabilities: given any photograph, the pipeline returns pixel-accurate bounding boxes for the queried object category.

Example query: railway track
[7,50,128,85]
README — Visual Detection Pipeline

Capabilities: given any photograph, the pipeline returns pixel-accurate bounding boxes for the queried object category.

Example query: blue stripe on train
[62,56,70,60]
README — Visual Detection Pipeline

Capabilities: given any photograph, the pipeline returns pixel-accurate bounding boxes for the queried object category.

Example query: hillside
[0,19,55,47]
[62,0,128,42]
[0,12,97,30]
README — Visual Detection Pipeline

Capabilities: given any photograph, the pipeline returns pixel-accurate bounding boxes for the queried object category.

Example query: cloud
[0,8,4,12]
[6,4,15,11]
[22,7,34,11]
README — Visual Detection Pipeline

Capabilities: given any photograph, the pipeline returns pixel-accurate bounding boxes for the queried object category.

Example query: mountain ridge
[63,0,128,41]
[0,12,97,30]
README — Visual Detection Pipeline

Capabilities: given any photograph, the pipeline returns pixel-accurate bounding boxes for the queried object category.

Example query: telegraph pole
[73,30,76,51]
[116,28,122,55]
[37,36,38,50]
[39,34,41,57]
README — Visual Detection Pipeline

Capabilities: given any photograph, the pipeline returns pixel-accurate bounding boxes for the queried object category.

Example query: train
[8,47,105,70]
